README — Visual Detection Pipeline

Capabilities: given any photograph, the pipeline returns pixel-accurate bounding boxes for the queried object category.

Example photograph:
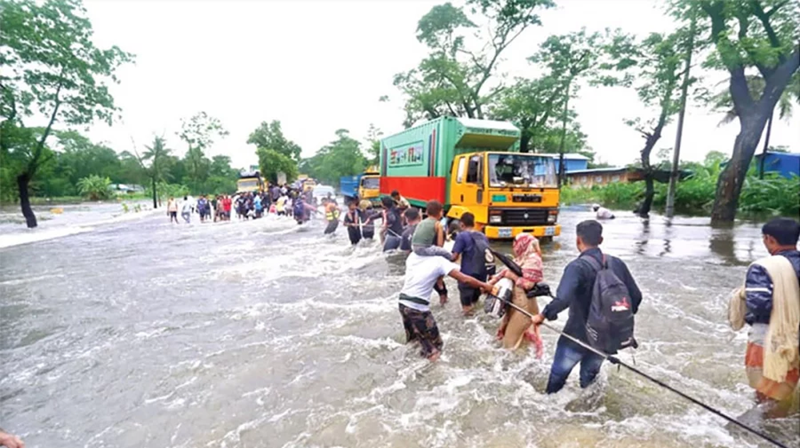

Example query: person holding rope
[530,220,642,394]
[398,243,495,362]
[381,196,404,251]
[729,217,800,417]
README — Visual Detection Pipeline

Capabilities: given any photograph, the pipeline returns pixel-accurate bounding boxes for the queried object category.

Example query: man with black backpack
[530,220,642,394]
[452,212,496,315]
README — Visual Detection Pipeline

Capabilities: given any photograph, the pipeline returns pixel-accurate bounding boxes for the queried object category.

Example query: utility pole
[557,78,572,188]
[666,15,696,218]
[759,112,773,179]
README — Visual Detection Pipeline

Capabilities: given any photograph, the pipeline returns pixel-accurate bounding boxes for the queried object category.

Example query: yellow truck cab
[358,167,381,207]
[380,117,560,240]
[302,179,316,193]
[449,151,559,239]
[237,170,264,193]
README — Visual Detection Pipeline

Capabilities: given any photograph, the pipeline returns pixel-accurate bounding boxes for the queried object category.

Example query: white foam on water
[0,225,95,249]
[0,208,160,249]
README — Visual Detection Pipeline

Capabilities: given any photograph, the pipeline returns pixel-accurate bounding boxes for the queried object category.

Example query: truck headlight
[489,215,502,224]
[547,213,557,223]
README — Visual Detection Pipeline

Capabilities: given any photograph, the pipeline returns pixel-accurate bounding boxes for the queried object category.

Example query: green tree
[76,174,111,200]
[531,28,634,185]
[393,0,554,126]
[490,76,565,153]
[257,148,297,185]
[622,32,686,217]
[712,74,799,177]
[671,0,800,222]
[207,154,238,192]
[52,130,122,185]
[247,120,302,161]
[116,150,146,186]
[302,129,366,186]
[136,136,173,208]
[365,123,383,166]
[177,112,228,192]
[0,0,132,227]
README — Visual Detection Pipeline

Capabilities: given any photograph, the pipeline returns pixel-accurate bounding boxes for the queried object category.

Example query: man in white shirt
[399,253,494,361]
[180,196,193,223]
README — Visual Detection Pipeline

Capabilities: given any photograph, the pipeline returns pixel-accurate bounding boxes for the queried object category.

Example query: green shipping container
[379,117,520,207]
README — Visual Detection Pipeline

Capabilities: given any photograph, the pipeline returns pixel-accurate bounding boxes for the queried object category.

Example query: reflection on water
[0,207,795,448]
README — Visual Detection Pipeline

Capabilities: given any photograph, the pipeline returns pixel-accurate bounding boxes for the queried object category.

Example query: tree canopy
[300,129,367,186]
[0,0,133,226]
[393,0,554,127]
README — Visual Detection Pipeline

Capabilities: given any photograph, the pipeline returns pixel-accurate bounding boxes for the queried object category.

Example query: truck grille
[500,209,549,226]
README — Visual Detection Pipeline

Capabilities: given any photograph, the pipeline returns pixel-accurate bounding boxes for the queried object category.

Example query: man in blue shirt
[452,212,494,315]
[531,220,642,393]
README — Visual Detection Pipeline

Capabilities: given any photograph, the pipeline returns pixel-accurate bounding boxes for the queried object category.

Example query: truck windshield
[487,154,557,188]
[238,179,259,190]
[360,177,380,189]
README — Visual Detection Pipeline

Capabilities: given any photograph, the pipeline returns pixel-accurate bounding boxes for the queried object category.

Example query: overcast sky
[82,0,799,169]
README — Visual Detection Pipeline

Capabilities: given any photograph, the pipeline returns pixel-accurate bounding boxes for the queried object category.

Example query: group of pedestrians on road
[163,183,318,225]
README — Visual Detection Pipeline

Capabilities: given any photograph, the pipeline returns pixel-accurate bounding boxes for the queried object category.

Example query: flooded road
[1,208,797,448]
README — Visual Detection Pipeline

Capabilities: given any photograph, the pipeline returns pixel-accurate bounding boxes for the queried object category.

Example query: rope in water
[500,298,791,448]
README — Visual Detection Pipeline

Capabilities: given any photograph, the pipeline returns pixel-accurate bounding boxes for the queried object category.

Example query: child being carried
[410,200,453,260]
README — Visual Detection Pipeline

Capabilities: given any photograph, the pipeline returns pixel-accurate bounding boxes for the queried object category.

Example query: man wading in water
[381,196,404,251]
[729,217,800,417]
[531,220,642,393]
[399,247,495,361]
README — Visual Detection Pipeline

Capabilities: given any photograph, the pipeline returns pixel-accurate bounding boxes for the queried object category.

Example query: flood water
[1,206,798,448]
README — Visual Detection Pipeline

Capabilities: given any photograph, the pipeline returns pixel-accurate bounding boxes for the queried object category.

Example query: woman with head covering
[489,233,545,356]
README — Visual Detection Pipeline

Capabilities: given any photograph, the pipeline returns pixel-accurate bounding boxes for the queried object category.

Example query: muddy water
[1,208,797,448]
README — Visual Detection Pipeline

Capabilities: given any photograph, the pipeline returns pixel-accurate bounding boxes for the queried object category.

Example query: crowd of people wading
[323,187,800,429]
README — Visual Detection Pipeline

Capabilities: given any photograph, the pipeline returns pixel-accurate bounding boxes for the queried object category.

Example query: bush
[76,175,111,200]
[739,174,800,215]
[562,166,799,217]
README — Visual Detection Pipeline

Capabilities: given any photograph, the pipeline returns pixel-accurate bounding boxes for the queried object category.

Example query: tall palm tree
[713,74,799,178]
[141,136,172,208]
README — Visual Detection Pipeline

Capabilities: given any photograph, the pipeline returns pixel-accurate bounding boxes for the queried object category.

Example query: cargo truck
[340,168,381,205]
[237,170,265,193]
[379,117,560,240]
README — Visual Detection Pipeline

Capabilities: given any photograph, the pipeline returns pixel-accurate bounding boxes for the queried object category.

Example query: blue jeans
[546,338,605,394]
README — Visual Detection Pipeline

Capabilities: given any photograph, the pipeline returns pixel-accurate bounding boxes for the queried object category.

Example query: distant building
[550,153,590,173]
[567,167,691,188]
[754,151,800,178]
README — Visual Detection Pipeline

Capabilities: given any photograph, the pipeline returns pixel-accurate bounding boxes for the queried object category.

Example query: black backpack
[582,255,636,353]
[465,232,496,279]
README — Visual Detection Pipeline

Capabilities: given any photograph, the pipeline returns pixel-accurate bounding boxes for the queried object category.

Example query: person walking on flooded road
[381,196,404,251]
[400,208,422,252]
[343,200,361,245]
[530,220,642,393]
[167,197,179,224]
[398,248,495,362]
[323,198,340,235]
[728,217,800,417]
[452,212,495,316]
[180,196,193,224]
